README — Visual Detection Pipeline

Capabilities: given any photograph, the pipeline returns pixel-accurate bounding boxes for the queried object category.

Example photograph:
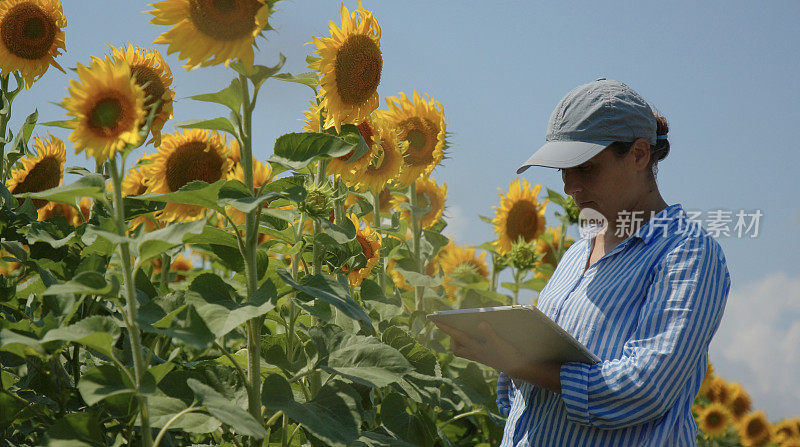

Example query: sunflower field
[0,1,798,447]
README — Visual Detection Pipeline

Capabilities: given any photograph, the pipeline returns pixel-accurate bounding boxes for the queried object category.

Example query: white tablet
[427,305,600,365]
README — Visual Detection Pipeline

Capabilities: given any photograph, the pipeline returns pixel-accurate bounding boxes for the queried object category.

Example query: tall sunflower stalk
[409,181,425,311]
[371,190,386,290]
[0,73,24,184]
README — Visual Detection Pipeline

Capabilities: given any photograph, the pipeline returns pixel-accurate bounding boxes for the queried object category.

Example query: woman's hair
[607,113,670,180]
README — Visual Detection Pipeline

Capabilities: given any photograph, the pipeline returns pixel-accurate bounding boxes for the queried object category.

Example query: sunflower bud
[299,178,335,219]
[508,238,540,270]
[563,197,581,224]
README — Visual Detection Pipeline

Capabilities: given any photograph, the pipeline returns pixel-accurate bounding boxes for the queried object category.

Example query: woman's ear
[631,138,651,170]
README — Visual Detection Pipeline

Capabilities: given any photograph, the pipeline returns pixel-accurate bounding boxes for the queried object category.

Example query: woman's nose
[562,170,582,196]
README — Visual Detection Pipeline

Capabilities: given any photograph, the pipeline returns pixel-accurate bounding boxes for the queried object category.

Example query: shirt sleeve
[496,371,516,417]
[558,235,731,429]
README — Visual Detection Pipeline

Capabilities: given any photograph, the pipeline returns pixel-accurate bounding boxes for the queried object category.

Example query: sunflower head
[346,213,381,287]
[737,411,772,447]
[439,242,489,301]
[109,44,174,146]
[508,238,540,271]
[149,0,273,70]
[122,166,149,196]
[7,134,66,209]
[309,1,382,133]
[492,178,547,255]
[299,177,336,220]
[381,91,447,186]
[62,57,147,163]
[141,129,232,221]
[774,418,800,444]
[392,176,446,229]
[707,377,731,406]
[727,382,752,421]
[0,0,66,87]
[226,159,273,225]
[697,402,733,439]
[347,117,403,193]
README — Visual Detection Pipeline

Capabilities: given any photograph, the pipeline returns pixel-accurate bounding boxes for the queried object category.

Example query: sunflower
[439,242,489,300]
[152,253,193,282]
[62,57,146,163]
[386,244,442,291]
[142,129,232,221]
[781,439,800,447]
[329,118,379,181]
[697,402,733,439]
[122,165,161,231]
[0,0,66,87]
[109,44,174,146]
[309,1,382,133]
[7,134,65,209]
[300,100,328,133]
[774,418,800,444]
[37,198,90,226]
[707,377,731,406]
[392,176,446,229]
[229,139,241,166]
[535,226,573,271]
[347,119,403,193]
[345,186,392,221]
[492,178,547,254]
[346,213,381,287]
[737,411,772,447]
[381,91,447,186]
[149,0,272,70]
[226,159,272,225]
[727,382,752,421]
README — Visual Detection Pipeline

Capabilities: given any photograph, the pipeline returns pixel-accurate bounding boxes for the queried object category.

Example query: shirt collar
[632,203,684,244]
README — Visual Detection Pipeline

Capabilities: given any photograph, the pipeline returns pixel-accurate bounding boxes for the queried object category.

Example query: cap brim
[516,140,614,173]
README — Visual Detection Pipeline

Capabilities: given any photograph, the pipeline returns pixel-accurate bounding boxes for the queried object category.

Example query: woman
[435,79,730,446]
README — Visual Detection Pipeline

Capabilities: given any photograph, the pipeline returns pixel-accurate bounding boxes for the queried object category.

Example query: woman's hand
[434,321,563,394]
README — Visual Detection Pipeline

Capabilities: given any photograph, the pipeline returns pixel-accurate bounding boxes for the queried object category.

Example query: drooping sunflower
[697,402,733,439]
[706,376,731,406]
[142,129,232,221]
[492,178,548,254]
[381,91,447,186]
[0,0,66,87]
[439,242,489,300]
[309,1,382,133]
[346,213,381,287]
[109,44,174,146]
[773,418,800,444]
[7,134,65,209]
[62,57,146,163]
[392,176,446,229]
[348,119,403,193]
[152,253,193,282]
[329,119,379,181]
[226,159,272,225]
[737,411,772,447]
[148,0,273,70]
[727,382,752,422]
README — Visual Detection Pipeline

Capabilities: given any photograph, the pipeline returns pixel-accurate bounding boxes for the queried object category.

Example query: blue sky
[12,0,799,420]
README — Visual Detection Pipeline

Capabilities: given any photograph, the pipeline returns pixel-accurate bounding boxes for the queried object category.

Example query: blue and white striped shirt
[497,204,731,446]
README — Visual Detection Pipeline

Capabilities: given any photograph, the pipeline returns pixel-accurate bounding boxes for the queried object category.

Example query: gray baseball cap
[517,78,657,173]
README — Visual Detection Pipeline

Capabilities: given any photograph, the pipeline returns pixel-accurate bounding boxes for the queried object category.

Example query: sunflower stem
[238,73,264,440]
[159,252,170,290]
[371,190,386,292]
[108,158,153,447]
[0,74,12,184]
[410,182,424,312]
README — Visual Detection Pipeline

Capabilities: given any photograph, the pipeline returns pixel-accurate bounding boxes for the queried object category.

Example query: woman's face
[560,139,650,224]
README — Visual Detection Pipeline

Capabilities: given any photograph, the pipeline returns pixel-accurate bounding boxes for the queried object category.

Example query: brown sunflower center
[356,120,375,147]
[356,234,374,260]
[731,397,749,416]
[745,418,766,438]
[188,0,262,41]
[706,412,722,428]
[131,65,166,113]
[400,117,438,166]
[88,97,124,133]
[11,156,62,208]
[334,34,382,105]
[0,3,57,60]
[165,141,225,191]
[506,201,539,243]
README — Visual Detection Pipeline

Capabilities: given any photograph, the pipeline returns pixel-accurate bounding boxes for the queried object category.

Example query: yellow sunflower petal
[439,242,489,300]
[148,0,272,70]
[737,411,772,447]
[492,178,548,254]
[697,402,733,439]
[309,1,382,133]
[7,134,65,209]
[391,176,446,229]
[62,57,147,163]
[0,0,66,88]
[141,129,232,221]
[345,213,381,287]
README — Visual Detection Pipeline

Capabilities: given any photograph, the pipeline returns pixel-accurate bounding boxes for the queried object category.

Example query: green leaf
[40,119,75,129]
[351,432,416,447]
[273,72,319,90]
[40,316,121,358]
[0,392,25,428]
[140,297,215,351]
[47,412,106,446]
[261,374,360,446]
[382,326,438,376]
[187,378,266,439]
[186,274,276,338]
[16,174,106,204]
[0,329,45,357]
[188,78,243,115]
[277,270,370,325]
[43,271,120,297]
[230,53,286,89]
[184,224,240,248]
[380,392,435,447]
[146,395,221,433]
[7,110,37,164]
[260,175,307,203]
[134,180,224,211]
[77,365,135,405]
[461,289,508,309]
[319,217,356,244]
[137,218,207,262]
[270,132,356,170]
[174,117,238,137]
